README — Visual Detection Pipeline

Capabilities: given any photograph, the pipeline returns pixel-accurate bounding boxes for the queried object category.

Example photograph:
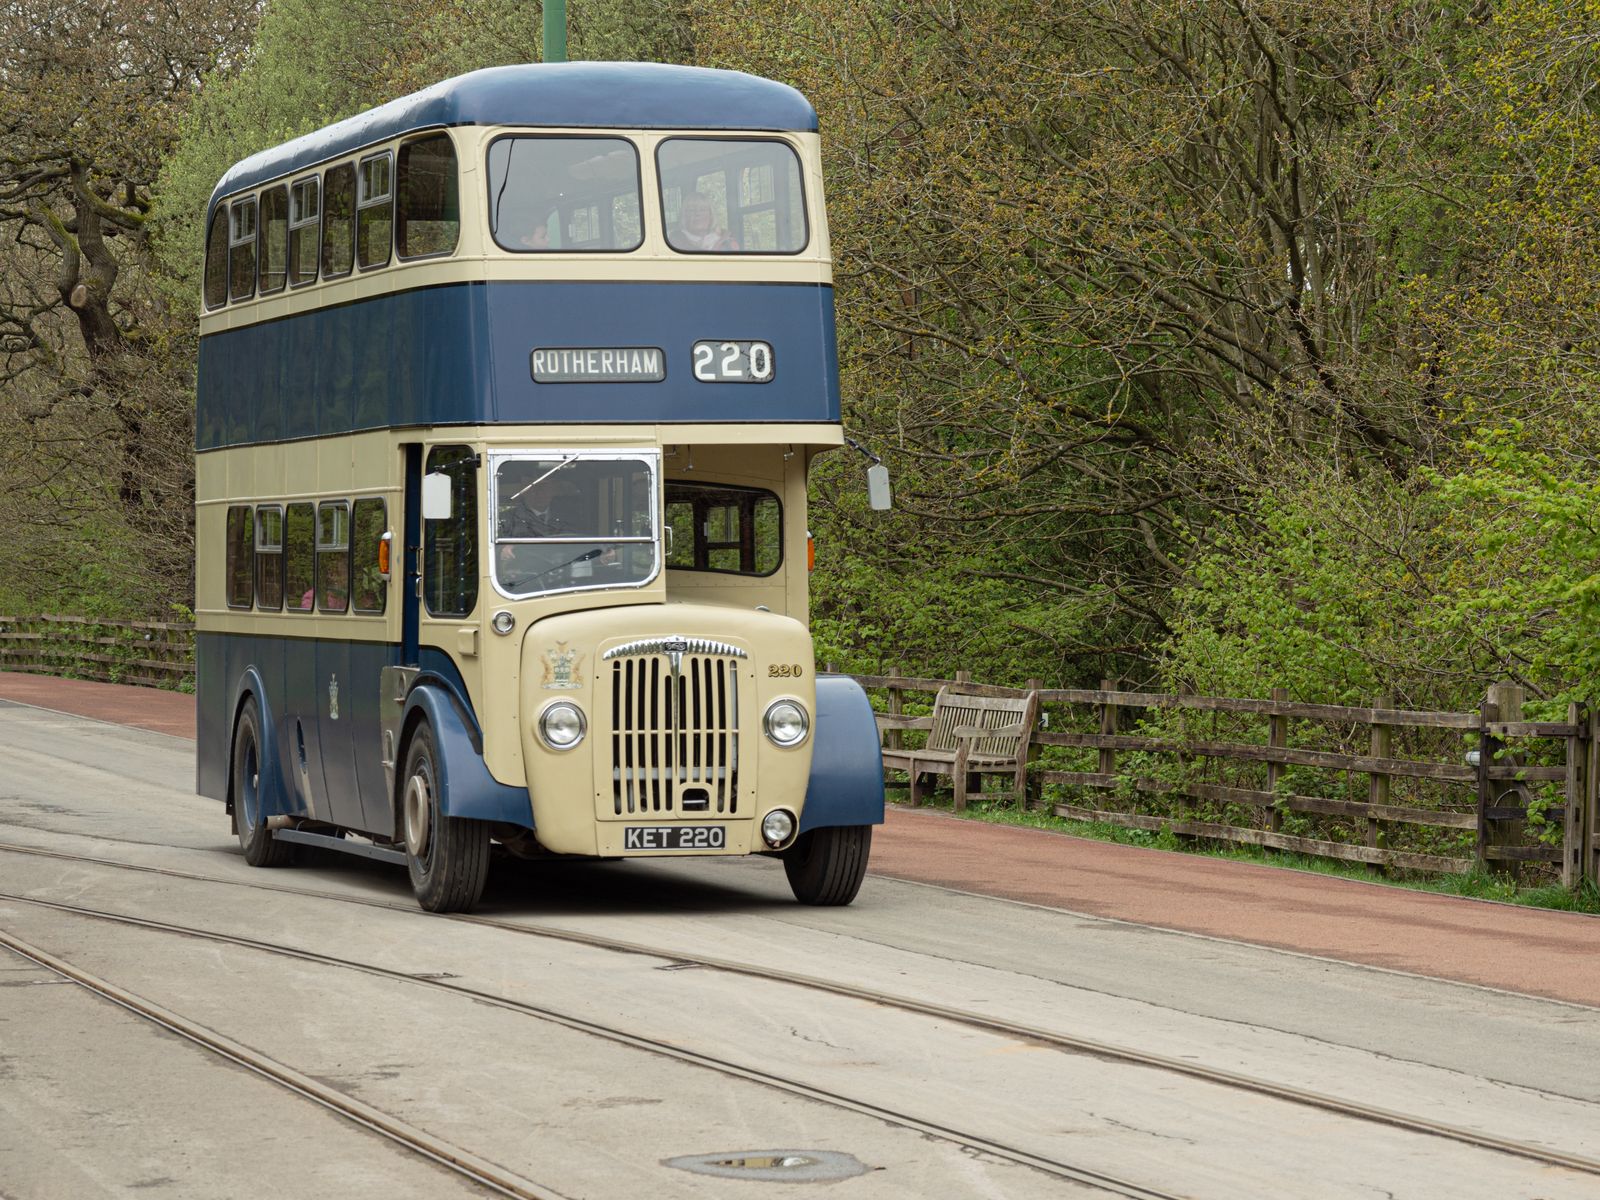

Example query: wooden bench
[879,686,1040,811]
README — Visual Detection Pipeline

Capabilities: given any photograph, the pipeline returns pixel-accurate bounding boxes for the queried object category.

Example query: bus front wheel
[782,825,871,906]
[232,698,293,868]
[401,724,490,913]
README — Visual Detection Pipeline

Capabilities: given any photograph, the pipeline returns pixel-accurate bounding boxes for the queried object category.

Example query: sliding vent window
[316,501,350,613]
[228,197,257,300]
[398,134,459,259]
[284,503,315,612]
[288,176,319,286]
[659,139,807,255]
[203,207,228,309]
[351,498,388,614]
[255,506,284,610]
[225,506,254,608]
[259,185,288,294]
[357,152,393,269]
[486,136,642,252]
[321,164,355,278]
[665,483,782,575]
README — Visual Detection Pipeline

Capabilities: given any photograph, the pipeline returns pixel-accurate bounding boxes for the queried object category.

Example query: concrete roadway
[3,674,1600,1198]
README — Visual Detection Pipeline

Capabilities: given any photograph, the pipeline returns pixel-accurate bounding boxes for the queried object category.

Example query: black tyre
[401,724,491,913]
[782,824,872,906]
[232,699,293,868]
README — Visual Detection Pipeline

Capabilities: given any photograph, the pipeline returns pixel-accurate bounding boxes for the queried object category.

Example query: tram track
[0,886,1178,1199]
[0,925,563,1200]
[3,838,1599,1182]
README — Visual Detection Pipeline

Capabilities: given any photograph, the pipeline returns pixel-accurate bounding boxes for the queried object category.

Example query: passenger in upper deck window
[672,192,739,252]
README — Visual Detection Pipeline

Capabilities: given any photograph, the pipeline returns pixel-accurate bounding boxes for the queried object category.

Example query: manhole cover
[663,1149,868,1183]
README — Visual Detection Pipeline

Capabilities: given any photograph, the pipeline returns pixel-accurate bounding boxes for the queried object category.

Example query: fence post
[1590,709,1600,887]
[1266,687,1288,833]
[1367,695,1392,861]
[1098,678,1119,781]
[1563,702,1589,889]
[1478,683,1523,879]
[1475,690,1499,871]
[1025,677,1043,810]
[886,665,904,753]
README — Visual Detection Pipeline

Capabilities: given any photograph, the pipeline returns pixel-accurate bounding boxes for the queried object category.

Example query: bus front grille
[609,653,740,815]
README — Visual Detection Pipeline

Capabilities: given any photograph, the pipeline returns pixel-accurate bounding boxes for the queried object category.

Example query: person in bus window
[674,192,738,252]
[518,221,550,250]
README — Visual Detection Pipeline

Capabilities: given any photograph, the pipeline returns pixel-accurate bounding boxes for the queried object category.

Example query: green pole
[543,0,567,63]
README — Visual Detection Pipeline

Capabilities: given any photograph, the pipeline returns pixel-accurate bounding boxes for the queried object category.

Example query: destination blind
[531,346,666,383]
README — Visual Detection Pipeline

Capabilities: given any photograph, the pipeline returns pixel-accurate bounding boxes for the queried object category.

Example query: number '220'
[768,663,804,678]
[693,340,774,382]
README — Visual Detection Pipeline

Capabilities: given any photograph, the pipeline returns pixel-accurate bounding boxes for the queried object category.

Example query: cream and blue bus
[194,63,885,912]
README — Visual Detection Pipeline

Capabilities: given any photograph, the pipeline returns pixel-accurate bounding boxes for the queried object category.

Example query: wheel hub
[403,772,432,858]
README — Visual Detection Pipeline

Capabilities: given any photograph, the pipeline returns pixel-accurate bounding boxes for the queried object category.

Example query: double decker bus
[194,63,885,913]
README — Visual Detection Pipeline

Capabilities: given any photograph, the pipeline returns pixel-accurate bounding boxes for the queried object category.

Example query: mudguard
[229,666,290,820]
[401,684,535,827]
[799,675,886,833]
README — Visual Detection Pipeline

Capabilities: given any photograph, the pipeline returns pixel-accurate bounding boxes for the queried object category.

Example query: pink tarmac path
[5,669,1599,1006]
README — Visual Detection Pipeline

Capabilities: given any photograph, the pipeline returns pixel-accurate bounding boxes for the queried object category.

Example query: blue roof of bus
[207,62,818,212]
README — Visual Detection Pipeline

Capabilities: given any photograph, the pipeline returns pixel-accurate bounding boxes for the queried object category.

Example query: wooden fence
[0,615,194,690]
[849,671,1600,889]
[2,618,1593,885]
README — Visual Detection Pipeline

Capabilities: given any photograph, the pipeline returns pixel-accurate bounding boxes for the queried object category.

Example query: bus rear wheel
[232,698,293,868]
[401,724,490,913]
[782,824,871,906]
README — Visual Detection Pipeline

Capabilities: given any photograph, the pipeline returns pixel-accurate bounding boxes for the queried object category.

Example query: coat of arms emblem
[542,642,584,690]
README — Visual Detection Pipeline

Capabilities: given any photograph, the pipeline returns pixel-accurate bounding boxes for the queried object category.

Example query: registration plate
[623,824,728,851]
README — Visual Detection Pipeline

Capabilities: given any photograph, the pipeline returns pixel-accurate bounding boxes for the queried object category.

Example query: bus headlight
[538,702,587,750]
[763,699,809,747]
[761,808,797,848]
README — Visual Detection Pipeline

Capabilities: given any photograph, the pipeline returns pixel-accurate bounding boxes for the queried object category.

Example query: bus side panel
[196,286,490,451]
[351,640,401,837]
[196,283,838,450]
[315,638,364,830]
[485,282,840,425]
[799,675,887,833]
[400,684,534,827]
[280,633,325,818]
[195,632,229,801]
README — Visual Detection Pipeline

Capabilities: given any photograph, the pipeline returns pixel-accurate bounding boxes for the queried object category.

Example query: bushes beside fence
[848,670,1599,889]
[0,615,194,690]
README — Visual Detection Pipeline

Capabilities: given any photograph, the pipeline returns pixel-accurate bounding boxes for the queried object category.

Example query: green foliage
[1429,424,1600,705]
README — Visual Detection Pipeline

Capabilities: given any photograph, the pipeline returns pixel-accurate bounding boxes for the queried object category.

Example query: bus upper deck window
[486,136,642,253]
[228,197,257,301]
[322,164,355,279]
[289,176,320,286]
[658,139,807,255]
[203,206,228,310]
[398,134,459,259]
[259,185,288,295]
[357,152,393,270]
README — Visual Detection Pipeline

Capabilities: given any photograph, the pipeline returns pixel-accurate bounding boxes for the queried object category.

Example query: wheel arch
[799,675,887,833]
[398,682,534,829]
[226,668,283,826]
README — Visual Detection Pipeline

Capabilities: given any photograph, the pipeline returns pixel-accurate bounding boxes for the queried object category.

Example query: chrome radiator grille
[608,651,741,815]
